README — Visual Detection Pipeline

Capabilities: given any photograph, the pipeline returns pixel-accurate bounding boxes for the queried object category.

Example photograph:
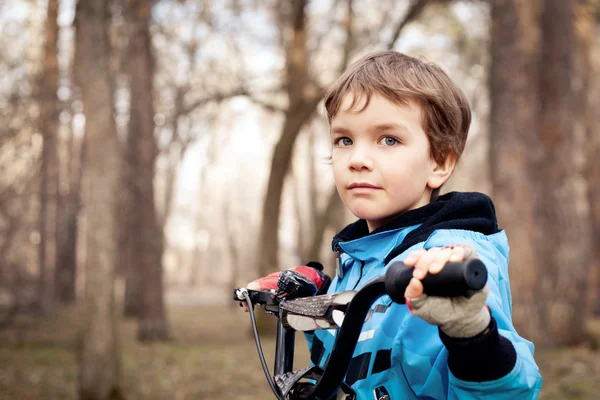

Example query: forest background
[1,0,599,399]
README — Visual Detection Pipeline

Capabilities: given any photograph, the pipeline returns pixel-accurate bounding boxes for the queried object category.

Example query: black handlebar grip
[384,258,487,304]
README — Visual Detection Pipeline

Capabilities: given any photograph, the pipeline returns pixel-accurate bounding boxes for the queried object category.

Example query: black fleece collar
[331,192,500,265]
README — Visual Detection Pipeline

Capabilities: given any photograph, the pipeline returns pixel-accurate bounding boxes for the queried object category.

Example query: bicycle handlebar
[385,258,487,303]
[235,258,488,400]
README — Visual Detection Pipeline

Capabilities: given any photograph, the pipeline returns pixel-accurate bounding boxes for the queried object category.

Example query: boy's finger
[449,245,465,262]
[404,277,424,299]
[413,248,438,279]
[403,249,427,266]
[429,247,453,274]
[247,281,262,290]
[460,245,477,260]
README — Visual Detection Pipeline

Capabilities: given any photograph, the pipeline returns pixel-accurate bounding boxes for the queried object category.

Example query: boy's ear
[427,154,456,189]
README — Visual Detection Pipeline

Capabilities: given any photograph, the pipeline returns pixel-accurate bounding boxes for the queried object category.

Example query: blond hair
[324,51,471,200]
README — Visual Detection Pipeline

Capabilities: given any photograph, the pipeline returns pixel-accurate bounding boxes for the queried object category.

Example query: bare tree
[589,12,600,315]
[490,0,595,346]
[55,116,85,305]
[256,0,319,279]
[124,0,169,341]
[489,0,543,342]
[534,0,593,345]
[37,0,60,312]
[74,0,123,397]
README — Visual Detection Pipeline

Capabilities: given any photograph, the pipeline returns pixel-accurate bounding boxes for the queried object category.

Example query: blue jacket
[306,192,542,399]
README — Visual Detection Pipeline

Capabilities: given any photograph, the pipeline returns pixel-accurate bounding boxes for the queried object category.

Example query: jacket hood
[331,191,500,264]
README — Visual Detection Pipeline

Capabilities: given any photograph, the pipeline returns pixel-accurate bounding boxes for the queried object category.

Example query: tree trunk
[489,0,544,343]
[119,144,141,317]
[55,127,84,305]
[535,0,593,345]
[37,0,60,312]
[125,0,169,342]
[257,0,316,275]
[589,17,600,315]
[74,0,123,398]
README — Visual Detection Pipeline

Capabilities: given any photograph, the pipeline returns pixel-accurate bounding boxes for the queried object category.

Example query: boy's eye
[334,137,353,147]
[379,136,399,146]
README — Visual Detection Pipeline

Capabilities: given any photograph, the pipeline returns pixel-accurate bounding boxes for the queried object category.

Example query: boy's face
[330,93,453,232]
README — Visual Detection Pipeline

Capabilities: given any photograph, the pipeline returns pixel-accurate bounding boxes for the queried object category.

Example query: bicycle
[233,258,487,400]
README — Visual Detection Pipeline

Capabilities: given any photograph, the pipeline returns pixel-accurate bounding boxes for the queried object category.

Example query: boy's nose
[348,148,374,171]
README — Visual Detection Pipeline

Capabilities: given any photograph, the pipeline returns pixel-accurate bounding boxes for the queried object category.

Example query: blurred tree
[590,8,600,315]
[534,0,593,345]
[124,0,169,341]
[491,0,595,346]
[54,119,84,305]
[489,0,543,343]
[256,0,318,288]
[121,0,238,316]
[74,0,123,398]
[37,0,60,312]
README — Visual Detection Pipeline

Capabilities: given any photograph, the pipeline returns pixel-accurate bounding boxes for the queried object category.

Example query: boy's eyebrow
[368,123,409,135]
[331,126,351,135]
[331,123,409,135]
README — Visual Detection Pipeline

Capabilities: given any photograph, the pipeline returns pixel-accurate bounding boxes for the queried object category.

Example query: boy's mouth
[347,182,381,190]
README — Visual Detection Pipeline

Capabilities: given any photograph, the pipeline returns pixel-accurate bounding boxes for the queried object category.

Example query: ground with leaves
[0,303,598,400]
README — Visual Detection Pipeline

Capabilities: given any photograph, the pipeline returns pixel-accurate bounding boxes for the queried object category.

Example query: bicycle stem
[274,307,296,376]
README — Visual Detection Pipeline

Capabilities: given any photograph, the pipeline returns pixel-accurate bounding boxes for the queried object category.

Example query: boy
[247,51,542,399]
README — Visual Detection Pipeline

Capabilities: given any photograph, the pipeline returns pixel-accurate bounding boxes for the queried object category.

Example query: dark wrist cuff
[439,315,517,382]
[305,261,324,271]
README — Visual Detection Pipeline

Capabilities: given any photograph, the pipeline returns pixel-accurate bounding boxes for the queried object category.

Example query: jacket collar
[332,192,500,264]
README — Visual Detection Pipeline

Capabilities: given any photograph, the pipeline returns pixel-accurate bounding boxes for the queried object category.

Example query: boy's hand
[241,263,330,312]
[402,245,491,338]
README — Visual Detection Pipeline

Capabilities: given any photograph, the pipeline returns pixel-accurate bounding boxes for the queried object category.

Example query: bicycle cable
[241,290,285,400]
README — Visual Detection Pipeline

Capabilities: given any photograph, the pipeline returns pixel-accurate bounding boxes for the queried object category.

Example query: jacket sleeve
[423,230,543,399]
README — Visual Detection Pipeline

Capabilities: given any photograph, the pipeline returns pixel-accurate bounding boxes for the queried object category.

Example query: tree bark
[119,140,141,317]
[74,0,123,398]
[37,0,60,312]
[490,0,595,346]
[589,14,600,315]
[535,0,593,345]
[489,0,544,343]
[125,0,169,341]
[55,127,84,305]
